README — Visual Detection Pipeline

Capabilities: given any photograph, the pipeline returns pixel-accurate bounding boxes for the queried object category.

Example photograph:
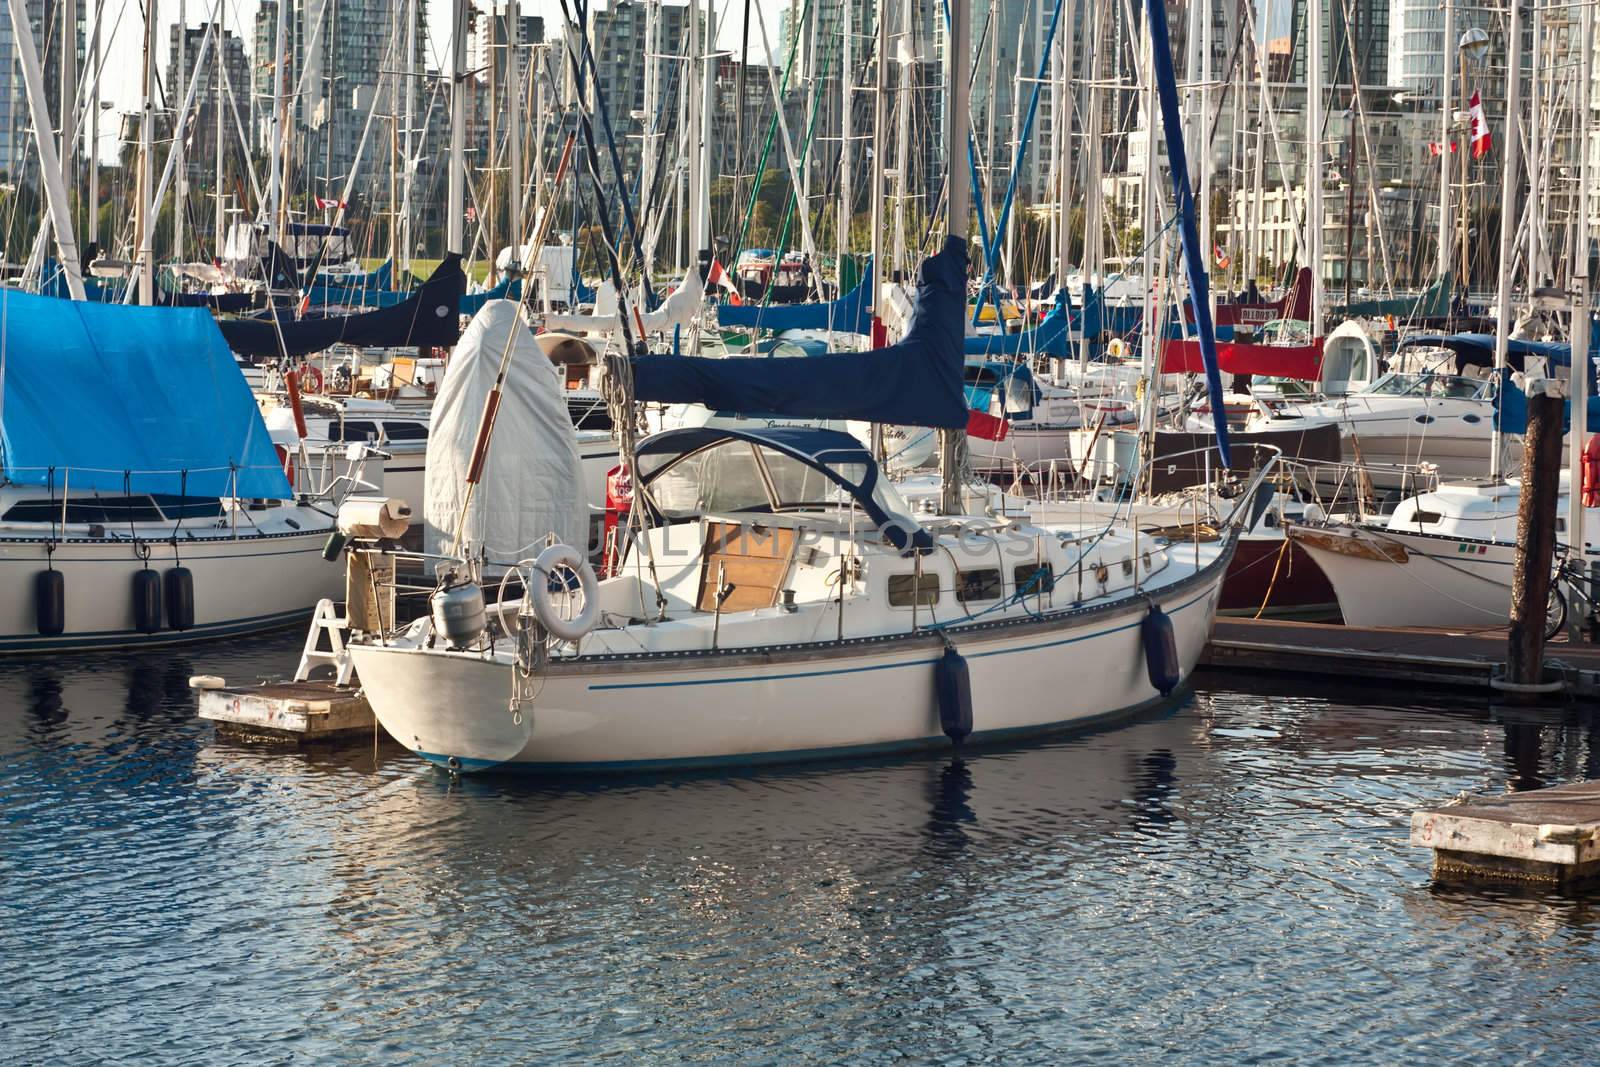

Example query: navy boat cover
[631,238,968,429]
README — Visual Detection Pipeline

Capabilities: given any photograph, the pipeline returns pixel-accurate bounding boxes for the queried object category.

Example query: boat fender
[132,569,162,634]
[164,567,195,631]
[1142,602,1181,697]
[530,544,599,642]
[35,569,65,637]
[934,642,974,745]
[322,530,350,561]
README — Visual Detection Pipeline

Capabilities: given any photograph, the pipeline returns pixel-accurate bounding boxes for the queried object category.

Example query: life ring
[530,543,598,642]
[1106,338,1128,360]
[299,364,325,394]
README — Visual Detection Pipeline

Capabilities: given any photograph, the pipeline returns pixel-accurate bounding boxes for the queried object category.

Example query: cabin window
[2,495,169,524]
[887,573,940,607]
[330,419,380,442]
[1410,511,1442,525]
[956,568,1002,602]
[1014,562,1054,594]
[381,421,428,441]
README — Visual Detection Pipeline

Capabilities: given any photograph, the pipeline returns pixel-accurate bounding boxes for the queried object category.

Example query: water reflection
[3,643,1600,1061]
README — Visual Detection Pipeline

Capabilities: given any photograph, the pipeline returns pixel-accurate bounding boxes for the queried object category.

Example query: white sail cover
[425,300,587,560]
[540,269,702,337]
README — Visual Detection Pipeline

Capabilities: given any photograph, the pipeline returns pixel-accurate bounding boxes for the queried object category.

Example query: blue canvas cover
[631,237,969,429]
[966,290,1071,358]
[458,276,522,314]
[0,288,291,498]
[1399,332,1585,374]
[1493,367,1600,435]
[716,259,873,335]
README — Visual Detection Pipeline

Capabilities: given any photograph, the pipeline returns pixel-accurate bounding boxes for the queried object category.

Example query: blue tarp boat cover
[631,237,969,429]
[1399,331,1594,375]
[1493,367,1600,435]
[0,288,291,499]
[717,259,873,335]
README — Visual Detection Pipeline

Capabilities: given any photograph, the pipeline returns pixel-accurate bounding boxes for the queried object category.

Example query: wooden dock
[1202,618,1600,696]
[1413,781,1600,885]
[196,680,375,742]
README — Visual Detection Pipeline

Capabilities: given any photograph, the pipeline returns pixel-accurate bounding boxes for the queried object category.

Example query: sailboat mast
[1489,0,1523,482]
[1306,0,1323,334]
[941,0,971,517]
[267,0,287,236]
[1568,0,1593,585]
[6,0,84,297]
[839,0,852,298]
[507,2,523,269]
[447,0,467,254]
[138,0,157,304]
[59,0,76,201]
[1438,0,1453,279]
[869,0,888,333]
[88,0,100,249]
[214,10,225,257]
[401,0,416,272]
[176,0,187,265]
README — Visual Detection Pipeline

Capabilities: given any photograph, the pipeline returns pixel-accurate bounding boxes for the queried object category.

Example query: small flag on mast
[1469,90,1492,159]
[707,258,742,305]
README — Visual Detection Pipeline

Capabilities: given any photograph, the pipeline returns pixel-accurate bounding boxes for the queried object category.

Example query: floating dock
[1202,618,1600,696]
[1413,781,1600,885]
[196,680,374,742]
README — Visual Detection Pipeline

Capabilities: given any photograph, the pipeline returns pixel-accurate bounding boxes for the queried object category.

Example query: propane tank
[430,574,487,649]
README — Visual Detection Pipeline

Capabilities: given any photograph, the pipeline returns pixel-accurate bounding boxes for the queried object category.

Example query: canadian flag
[1428,142,1459,156]
[707,258,742,305]
[1213,244,1231,271]
[1469,90,1492,159]
[314,196,346,210]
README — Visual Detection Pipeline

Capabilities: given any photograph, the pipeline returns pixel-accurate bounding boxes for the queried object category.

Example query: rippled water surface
[5,632,1600,1063]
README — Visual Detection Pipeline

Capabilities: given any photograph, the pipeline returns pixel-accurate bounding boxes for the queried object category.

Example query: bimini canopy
[635,425,932,552]
[631,237,968,429]
[0,288,291,499]
[1399,332,1580,375]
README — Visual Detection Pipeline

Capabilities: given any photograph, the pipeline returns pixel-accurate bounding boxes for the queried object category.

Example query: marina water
[5,632,1599,1062]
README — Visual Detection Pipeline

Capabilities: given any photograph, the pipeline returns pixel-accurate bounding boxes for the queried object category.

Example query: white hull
[0,528,342,652]
[1288,524,1518,629]
[348,562,1227,773]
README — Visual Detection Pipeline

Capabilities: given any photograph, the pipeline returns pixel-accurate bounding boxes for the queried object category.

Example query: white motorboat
[1286,473,1598,629]
[346,424,1264,773]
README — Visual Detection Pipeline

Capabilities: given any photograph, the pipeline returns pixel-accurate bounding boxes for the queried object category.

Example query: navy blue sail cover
[0,287,292,498]
[631,237,969,428]
[218,255,466,359]
[717,260,874,335]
